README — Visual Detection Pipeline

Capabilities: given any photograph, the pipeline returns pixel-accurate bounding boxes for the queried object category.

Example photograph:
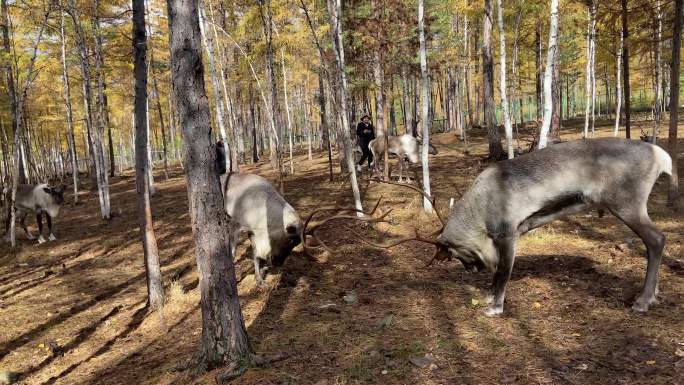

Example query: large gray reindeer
[358,138,672,316]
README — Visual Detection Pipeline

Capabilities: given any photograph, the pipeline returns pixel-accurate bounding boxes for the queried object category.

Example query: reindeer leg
[485,236,517,316]
[37,213,47,244]
[609,205,664,312]
[399,158,404,183]
[47,215,57,241]
[19,213,34,240]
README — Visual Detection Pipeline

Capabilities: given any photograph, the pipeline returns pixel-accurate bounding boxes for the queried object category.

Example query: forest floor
[0,116,683,385]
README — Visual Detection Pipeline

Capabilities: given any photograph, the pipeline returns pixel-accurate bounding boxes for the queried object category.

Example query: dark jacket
[356,122,375,142]
[216,142,227,175]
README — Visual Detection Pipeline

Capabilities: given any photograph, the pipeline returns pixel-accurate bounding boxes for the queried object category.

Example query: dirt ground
[0,117,683,385]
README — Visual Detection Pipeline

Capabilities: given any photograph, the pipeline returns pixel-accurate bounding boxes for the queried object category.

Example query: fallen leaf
[471,298,479,306]
[646,360,656,365]
[533,302,542,309]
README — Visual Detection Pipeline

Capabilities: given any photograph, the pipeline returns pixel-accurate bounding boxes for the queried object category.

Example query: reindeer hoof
[631,296,656,313]
[484,305,503,317]
[38,236,47,244]
[48,234,57,241]
[26,233,35,240]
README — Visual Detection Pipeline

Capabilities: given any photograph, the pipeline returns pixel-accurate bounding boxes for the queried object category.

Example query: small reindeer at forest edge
[344,138,672,316]
[368,134,438,182]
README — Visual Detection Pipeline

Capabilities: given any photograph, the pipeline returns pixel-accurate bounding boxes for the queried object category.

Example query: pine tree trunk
[483,0,503,159]
[538,0,559,149]
[167,0,252,370]
[133,0,164,310]
[667,0,682,206]
[418,0,433,213]
[496,0,513,159]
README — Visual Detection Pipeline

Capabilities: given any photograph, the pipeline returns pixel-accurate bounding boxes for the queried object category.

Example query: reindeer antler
[341,225,450,267]
[301,196,390,256]
[369,178,445,230]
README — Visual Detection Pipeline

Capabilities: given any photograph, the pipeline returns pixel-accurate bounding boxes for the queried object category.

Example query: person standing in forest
[216,138,227,175]
[356,114,375,171]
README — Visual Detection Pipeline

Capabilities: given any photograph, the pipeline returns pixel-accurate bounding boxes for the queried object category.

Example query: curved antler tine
[369,178,445,228]
[369,195,383,215]
[342,225,441,250]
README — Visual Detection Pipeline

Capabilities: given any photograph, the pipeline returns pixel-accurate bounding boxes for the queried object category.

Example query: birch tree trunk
[583,2,596,138]
[621,0,631,139]
[326,0,363,215]
[418,0,433,213]
[538,0,560,149]
[667,0,682,206]
[90,1,112,219]
[614,30,623,137]
[483,0,503,159]
[198,1,228,142]
[535,21,543,121]
[496,0,513,159]
[133,0,164,310]
[652,0,663,143]
[60,5,79,204]
[258,0,283,191]
[280,48,294,175]
[167,0,252,371]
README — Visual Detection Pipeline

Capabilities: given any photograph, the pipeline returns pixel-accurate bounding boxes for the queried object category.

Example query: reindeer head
[416,137,439,156]
[43,185,65,205]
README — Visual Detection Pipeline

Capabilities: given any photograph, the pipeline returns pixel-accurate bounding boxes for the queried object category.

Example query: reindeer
[3,184,65,244]
[221,172,303,286]
[349,138,672,317]
[369,134,438,182]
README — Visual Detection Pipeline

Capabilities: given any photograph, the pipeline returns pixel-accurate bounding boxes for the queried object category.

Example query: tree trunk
[149,49,170,179]
[199,1,229,149]
[327,0,363,215]
[614,29,623,136]
[133,0,164,310]
[373,39,388,180]
[583,2,596,138]
[621,0,631,139]
[280,48,294,175]
[60,6,79,204]
[483,0,503,159]
[652,0,663,143]
[535,21,543,121]
[668,0,682,206]
[258,0,283,191]
[91,3,112,219]
[464,13,473,129]
[319,72,333,181]
[538,0,560,149]
[418,0,433,213]
[167,0,252,370]
[496,0,513,159]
